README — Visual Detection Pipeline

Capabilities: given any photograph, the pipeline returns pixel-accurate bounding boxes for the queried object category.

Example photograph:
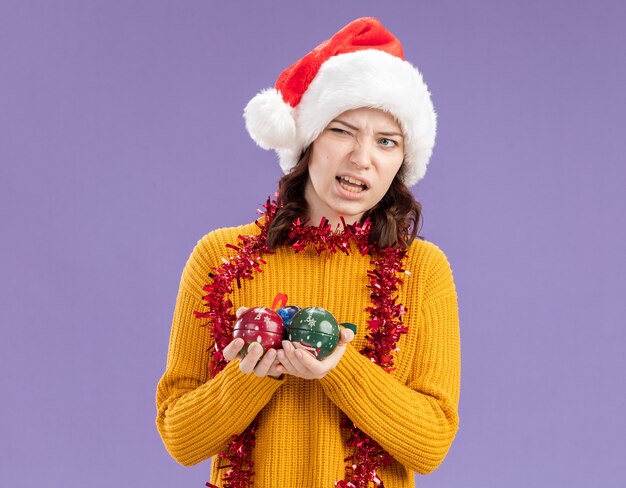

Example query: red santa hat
[244,17,437,186]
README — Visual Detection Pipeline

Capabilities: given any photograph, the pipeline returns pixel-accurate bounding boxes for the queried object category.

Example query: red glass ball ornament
[233,307,285,355]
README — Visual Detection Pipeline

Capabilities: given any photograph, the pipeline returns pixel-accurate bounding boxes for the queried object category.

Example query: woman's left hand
[276,328,355,380]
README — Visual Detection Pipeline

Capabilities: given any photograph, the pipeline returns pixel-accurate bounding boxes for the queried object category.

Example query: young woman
[156,17,460,488]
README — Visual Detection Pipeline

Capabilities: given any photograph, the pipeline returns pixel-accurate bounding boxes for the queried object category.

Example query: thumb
[339,328,355,344]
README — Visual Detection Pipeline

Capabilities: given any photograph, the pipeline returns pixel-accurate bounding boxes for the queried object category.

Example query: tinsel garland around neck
[195,197,410,488]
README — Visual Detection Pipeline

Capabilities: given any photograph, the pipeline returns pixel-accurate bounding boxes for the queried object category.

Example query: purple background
[2,1,625,486]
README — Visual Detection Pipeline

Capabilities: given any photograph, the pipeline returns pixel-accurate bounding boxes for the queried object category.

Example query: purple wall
[2,1,625,486]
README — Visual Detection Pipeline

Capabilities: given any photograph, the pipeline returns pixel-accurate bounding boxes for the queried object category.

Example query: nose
[349,140,372,169]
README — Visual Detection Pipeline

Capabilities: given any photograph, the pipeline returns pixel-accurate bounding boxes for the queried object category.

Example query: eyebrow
[331,118,404,139]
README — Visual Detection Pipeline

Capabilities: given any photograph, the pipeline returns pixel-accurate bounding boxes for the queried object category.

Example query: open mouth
[336,176,368,193]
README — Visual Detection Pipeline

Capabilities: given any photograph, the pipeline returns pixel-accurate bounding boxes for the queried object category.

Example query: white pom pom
[244,88,296,150]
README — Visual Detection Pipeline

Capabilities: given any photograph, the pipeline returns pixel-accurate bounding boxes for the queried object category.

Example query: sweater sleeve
[155,235,285,466]
[319,245,460,475]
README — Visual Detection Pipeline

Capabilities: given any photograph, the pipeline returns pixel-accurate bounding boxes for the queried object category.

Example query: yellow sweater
[156,222,460,487]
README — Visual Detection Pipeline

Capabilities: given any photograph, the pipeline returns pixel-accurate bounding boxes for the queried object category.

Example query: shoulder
[405,238,453,272]
[180,220,263,296]
[405,238,457,301]
[196,221,262,253]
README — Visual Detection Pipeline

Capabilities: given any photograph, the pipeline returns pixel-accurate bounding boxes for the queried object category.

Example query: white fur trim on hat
[244,88,296,150]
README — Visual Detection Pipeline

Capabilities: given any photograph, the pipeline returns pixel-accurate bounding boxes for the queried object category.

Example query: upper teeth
[339,176,366,187]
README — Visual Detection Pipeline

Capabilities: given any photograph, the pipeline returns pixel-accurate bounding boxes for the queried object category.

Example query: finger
[338,328,355,344]
[293,346,323,374]
[268,361,285,377]
[253,348,277,377]
[277,345,299,376]
[266,355,285,378]
[269,356,283,372]
[235,306,249,319]
[239,342,264,374]
[315,337,351,371]
[223,338,245,362]
[281,341,312,376]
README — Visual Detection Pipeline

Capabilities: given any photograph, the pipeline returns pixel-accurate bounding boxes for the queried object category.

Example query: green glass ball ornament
[287,306,340,360]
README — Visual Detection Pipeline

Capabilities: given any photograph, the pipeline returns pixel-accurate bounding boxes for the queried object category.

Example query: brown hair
[266,147,423,250]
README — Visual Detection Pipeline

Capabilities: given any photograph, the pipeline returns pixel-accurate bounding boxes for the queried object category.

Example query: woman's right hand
[222,307,285,379]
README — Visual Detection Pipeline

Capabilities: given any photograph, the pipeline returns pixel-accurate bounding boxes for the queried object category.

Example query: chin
[332,203,370,223]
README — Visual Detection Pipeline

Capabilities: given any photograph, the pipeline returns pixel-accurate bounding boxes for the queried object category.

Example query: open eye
[379,138,398,148]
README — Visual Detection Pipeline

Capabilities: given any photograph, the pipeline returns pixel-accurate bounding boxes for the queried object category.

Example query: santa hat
[244,17,436,187]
